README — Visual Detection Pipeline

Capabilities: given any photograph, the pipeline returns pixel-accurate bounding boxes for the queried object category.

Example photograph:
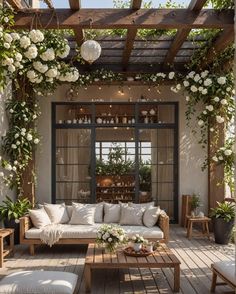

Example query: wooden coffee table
[84,243,181,292]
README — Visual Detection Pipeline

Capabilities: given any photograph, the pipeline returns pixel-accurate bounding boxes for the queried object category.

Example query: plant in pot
[190,194,200,217]
[131,234,146,252]
[0,196,32,244]
[210,201,235,245]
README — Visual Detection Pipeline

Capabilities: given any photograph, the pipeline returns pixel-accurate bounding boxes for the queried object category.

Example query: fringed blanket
[40,224,63,247]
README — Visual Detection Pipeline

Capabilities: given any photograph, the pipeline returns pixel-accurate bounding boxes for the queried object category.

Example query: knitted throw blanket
[40,224,63,247]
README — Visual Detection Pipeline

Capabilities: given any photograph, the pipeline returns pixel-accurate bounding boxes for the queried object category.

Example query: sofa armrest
[19,215,32,243]
[158,212,169,243]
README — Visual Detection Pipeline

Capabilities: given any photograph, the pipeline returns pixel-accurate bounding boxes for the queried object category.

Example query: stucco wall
[35,84,208,221]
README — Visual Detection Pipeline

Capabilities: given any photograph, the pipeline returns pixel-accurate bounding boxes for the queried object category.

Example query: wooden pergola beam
[44,0,54,9]
[200,28,234,69]
[13,9,234,30]
[163,0,207,68]
[68,0,84,47]
[6,0,22,10]
[122,0,142,70]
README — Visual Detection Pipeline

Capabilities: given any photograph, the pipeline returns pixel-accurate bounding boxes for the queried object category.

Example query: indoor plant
[96,224,127,253]
[0,196,32,244]
[131,234,147,252]
[210,201,235,244]
[190,194,200,216]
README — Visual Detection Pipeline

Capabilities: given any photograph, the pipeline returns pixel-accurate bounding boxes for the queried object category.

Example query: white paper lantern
[80,40,101,64]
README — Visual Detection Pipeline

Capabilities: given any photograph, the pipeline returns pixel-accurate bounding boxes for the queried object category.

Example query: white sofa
[20,203,169,255]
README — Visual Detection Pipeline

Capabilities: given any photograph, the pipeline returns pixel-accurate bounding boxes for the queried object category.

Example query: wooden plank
[68,0,84,47]
[69,0,81,10]
[13,9,234,30]
[200,28,234,69]
[6,0,22,10]
[44,0,54,9]
[122,0,142,70]
[163,0,207,68]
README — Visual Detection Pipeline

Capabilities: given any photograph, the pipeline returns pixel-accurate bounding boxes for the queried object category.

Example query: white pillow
[143,206,161,227]
[104,203,121,223]
[44,203,69,224]
[72,202,104,223]
[66,205,73,219]
[69,204,96,225]
[29,208,51,229]
[120,206,145,226]
[129,201,154,209]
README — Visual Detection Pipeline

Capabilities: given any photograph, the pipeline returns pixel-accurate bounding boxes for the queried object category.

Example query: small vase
[133,243,142,252]
[145,244,153,252]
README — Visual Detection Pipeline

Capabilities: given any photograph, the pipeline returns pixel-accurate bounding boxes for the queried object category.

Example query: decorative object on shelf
[149,109,156,115]
[96,224,127,253]
[73,119,77,124]
[141,110,148,116]
[131,234,146,252]
[97,117,102,124]
[80,40,102,64]
[144,117,149,124]
[210,201,235,244]
[58,120,63,124]
[127,76,134,82]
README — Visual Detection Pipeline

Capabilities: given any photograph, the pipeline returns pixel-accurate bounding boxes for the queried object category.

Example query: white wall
[35,84,208,220]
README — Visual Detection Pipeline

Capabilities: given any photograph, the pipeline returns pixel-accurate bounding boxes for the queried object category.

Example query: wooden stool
[186,216,211,240]
[0,228,14,267]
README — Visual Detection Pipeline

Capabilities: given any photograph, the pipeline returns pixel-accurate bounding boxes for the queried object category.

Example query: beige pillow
[72,202,104,223]
[143,206,161,227]
[69,204,96,225]
[66,205,73,219]
[129,202,154,209]
[44,203,69,224]
[120,206,145,226]
[29,208,51,229]
[104,203,121,223]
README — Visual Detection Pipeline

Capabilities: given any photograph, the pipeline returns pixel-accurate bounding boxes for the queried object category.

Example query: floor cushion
[25,224,164,239]
[213,261,236,286]
[0,270,78,294]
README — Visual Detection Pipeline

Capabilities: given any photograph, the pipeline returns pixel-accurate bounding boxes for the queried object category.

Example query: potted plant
[0,196,32,244]
[210,201,235,244]
[190,194,200,217]
[131,234,146,252]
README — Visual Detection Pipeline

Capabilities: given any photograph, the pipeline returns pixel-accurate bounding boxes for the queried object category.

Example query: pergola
[4,0,235,211]
[7,0,234,74]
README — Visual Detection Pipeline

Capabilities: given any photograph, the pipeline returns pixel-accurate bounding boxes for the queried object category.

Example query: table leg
[188,221,193,240]
[174,265,180,292]
[84,264,91,292]
[10,232,14,256]
[202,222,205,234]
[206,222,210,240]
[0,238,3,268]
[186,220,190,238]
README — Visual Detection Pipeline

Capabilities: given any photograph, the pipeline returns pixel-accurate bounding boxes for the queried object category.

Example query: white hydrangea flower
[198,120,204,126]
[27,70,37,80]
[218,156,223,160]
[3,43,10,49]
[2,57,13,66]
[27,134,33,141]
[198,86,203,92]
[40,48,55,61]
[24,45,38,59]
[168,72,175,79]
[213,97,220,102]
[201,88,207,95]
[217,76,226,85]
[190,85,197,92]
[216,116,224,123]
[226,87,231,92]
[11,32,20,41]
[185,96,190,101]
[220,99,227,105]
[212,156,218,162]
[203,110,207,115]
[194,74,200,82]
[224,149,232,156]
[57,44,70,58]
[203,78,212,86]
[33,61,48,73]
[5,164,12,171]
[45,68,58,78]
[201,70,209,78]
[29,30,44,43]
[11,144,17,149]
[4,33,13,43]
[8,65,15,73]
[20,36,31,49]
[206,105,213,111]
[34,138,40,144]
[188,71,195,78]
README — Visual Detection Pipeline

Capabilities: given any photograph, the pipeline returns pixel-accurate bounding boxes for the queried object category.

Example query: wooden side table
[0,228,14,267]
[186,216,211,240]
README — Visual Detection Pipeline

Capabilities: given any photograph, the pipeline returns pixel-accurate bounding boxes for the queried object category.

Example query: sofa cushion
[120,206,144,226]
[104,203,120,223]
[72,202,104,223]
[0,270,78,294]
[143,206,161,227]
[213,261,236,286]
[129,202,154,209]
[69,204,96,225]
[25,224,164,240]
[29,208,51,229]
[44,203,69,224]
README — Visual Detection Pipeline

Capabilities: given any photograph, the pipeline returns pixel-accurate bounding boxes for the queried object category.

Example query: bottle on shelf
[115,114,119,124]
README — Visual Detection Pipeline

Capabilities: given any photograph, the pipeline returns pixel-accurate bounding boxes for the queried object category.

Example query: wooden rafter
[163,0,207,68]
[68,0,84,47]
[44,0,54,9]
[6,0,22,10]
[200,28,234,69]
[13,9,234,30]
[122,0,142,70]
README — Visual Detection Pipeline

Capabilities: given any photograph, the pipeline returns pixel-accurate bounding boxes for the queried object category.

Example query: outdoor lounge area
[0,0,235,293]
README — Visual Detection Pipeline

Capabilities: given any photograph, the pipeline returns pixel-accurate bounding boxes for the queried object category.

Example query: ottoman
[0,270,78,294]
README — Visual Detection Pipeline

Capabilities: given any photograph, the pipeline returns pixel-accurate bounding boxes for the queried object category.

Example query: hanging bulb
[128,86,131,90]
[148,87,151,92]
[120,88,124,95]
[98,86,102,90]
[84,87,87,90]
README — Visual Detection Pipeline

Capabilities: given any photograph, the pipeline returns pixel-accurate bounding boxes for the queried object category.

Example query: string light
[148,87,151,92]
[98,86,102,90]
[84,87,87,90]
[120,88,124,95]
[128,86,131,90]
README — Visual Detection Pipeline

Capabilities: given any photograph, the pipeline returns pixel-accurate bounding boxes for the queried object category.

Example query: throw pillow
[104,203,121,223]
[72,202,104,223]
[29,208,51,229]
[129,201,154,209]
[69,204,96,225]
[119,206,145,226]
[143,206,161,227]
[66,205,73,219]
[44,203,69,224]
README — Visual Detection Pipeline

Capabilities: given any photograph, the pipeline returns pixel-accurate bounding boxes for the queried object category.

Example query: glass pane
[158,148,174,164]
[157,129,174,147]
[157,183,174,200]
[56,165,91,182]
[56,129,91,147]
[157,105,175,123]
[56,104,92,124]
[158,165,173,182]
[56,147,91,165]
[56,182,91,202]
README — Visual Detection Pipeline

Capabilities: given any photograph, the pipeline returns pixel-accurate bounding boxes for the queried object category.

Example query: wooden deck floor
[0,226,234,293]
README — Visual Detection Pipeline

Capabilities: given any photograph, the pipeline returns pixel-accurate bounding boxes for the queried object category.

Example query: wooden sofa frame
[211,264,236,293]
[20,213,169,255]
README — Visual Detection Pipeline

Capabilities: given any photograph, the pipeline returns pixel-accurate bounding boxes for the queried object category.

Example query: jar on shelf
[144,116,149,124]
[122,114,127,124]
[115,115,119,124]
